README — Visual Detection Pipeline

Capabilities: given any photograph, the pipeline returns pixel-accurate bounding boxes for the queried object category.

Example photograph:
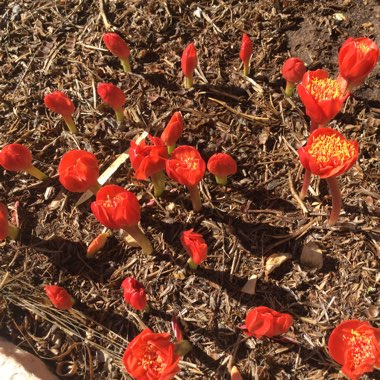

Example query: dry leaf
[300,242,323,269]
[265,252,291,276]
[241,275,258,295]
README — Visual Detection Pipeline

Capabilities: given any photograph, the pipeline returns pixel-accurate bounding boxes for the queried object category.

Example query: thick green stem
[215,175,227,186]
[7,224,19,240]
[63,115,78,134]
[25,165,49,181]
[285,81,295,97]
[123,224,153,255]
[184,75,193,89]
[326,176,342,226]
[167,145,175,155]
[187,257,198,270]
[243,61,250,77]
[187,185,202,212]
[114,107,124,123]
[89,181,102,195]
[151,171,166,197]
[300,169,311,200]
[120,57,131,73]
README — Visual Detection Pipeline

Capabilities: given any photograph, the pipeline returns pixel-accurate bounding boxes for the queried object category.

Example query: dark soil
[0,0,379,379]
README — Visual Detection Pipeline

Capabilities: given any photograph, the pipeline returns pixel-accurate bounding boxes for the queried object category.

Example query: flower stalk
[124,224,153,255]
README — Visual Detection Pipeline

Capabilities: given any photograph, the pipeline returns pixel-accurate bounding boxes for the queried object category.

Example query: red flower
[282,57,306,84]
[181,43,197,77]
[297,69,349,125]
[58,150,99,192]
[121,277,147,311]
[180,229,208,265]
[44,285,74,310]
[328,320,380,380]
[161,112,184,148]
[44,91,75,117]
[129,136,168,180]
[103,33,130,60]
[0,144,32,171]
[91,185,140,230]
[298,127,358,179]
[0,202,9,240]
[338,37,379,89]
[241,306,293,339]
[207,153,237,185]
[165,146,206,187]
[97,83,126,109]
[122,328,180,380]
[239,33,253,66]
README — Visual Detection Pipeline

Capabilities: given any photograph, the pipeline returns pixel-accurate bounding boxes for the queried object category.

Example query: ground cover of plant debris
[0,0,379,379]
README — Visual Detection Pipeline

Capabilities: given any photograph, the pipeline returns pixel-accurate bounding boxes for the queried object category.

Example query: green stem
[25,165,49,181]
[243,61,250,76]
[7,224,19,240]
[187,257,198,270]
[285,81,295,97]
[326,176,342,226]
[187,185,202,212]
[215,175,227,186]
[120,57,131,73]
[300,169,311,200]
[167,145,175,155]
[174,340,192,356]
[89,181,102,195]
[184,75,193,89]
[115,107,124,123]
[123,224,153,255]
[63,115,78,134]
[151,171,166,197]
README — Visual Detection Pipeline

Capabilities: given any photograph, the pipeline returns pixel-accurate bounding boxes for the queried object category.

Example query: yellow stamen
[343,329,376,369]
[137,344,167,374]
[306,77,343,101]
[357,42,370,54]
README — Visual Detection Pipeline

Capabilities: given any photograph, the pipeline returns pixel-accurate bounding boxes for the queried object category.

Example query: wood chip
[241,275,258,295]
[265,252,292,276]
[300,242,323,270]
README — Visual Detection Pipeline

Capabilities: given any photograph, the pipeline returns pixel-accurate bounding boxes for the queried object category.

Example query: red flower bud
[44,285,74,310]
[44,91,75,117]
[328,320,380,380]
[122,328,180,379]
[161,112,184,148]
[0,202,9,240]
[239,33,253,66]
[338,37,379,89]
[87,232,109,258]
[97,83,126,110]
[282,57,306,84]
[181,43,197,78]
[58,150,99,193]
[298,128,358,179]
[297,69,348,126]
[103,33,130,60]
[166,146,206,187]
[121,277,147,311]
[91,185,140,230]
[241,306,293,339]
[129,135,168,180]
[0,144,32,171]
[207,153,237,185]
[181,229,208,266]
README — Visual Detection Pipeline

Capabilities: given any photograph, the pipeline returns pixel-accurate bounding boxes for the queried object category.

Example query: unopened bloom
[161,112,184,154]
[0,143,48,181]
[58,150,100,193]
[122,328,180,380]
[328,320,380,380]
[181,229,208,269]
[97,83,126,122]
[239,33,253,76]
[44,285,74,310]
[103,33,131,73]
[207,153,237,185]
[297,69,348,127]
[44,91,77,134]
[181,43,197,89]
[121,277,147,311]
[282,57,306,96]
[0,202,19,240]
[338,37,379,90]
[241,306,293,339]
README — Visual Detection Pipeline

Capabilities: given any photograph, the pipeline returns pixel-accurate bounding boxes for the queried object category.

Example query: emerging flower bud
[180,229,208,269]
[282,57,306,97]
[86,232,109,258]
[103,33,131,73]
[207,153,237,185]
[0,144,48,181]
[58,150,100,193]
[44,285,75,310]
[121,277,147,311]
[44,91,77,134]
[97,83,126,122]
[0,202,19,241]
[181,43,197,89]
[239,33,253,76]
[161,112,184,154]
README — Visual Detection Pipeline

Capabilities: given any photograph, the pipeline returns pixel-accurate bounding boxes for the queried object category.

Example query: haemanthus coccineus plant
[239,33,253,76]
[45,285,75,310]
[121,277,148,311]
[282,57,306,97]
[91,185,153,254]
[161,111,184,155]
[181,43,197,89]
[0,202,19,241]
[328,320,380,380]
[180,229,208,270]
[207,153,237,186]
[97,82,126,122]
[298,127,358,226]
[103,33,131,73]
